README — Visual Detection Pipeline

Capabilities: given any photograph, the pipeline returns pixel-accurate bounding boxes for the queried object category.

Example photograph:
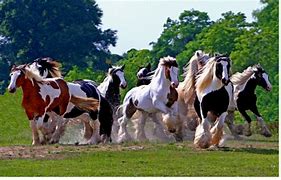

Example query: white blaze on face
[116,70,127,88]
[221,61,229,81]
[8,70,21,91]
[262,72,272,90]
[170,66,179,87]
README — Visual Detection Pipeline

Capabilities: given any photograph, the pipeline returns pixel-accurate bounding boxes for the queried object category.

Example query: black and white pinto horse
[97,65,127,141]
[194,55,232,148]
[136,63,154,86]
[29,58,114,144]
[226,64,272,138]
[117,56,179,143]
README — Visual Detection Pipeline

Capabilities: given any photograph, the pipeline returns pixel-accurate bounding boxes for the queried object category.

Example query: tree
[150,9,212,62]
[0,0,117,70]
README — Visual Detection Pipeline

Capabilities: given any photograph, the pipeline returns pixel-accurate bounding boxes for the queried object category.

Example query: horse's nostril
[169,129,176,133]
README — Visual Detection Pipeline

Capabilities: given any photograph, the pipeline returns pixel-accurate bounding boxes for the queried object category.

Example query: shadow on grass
[219,147,279,155]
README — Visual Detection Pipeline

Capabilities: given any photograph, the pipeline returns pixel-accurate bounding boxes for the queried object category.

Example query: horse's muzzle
[222,78,230,85]
[120,84,127,89]
[171,82,179,88]
[8,88,16,93]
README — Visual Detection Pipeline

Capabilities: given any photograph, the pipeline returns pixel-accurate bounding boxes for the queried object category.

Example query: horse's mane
[151,56,177,80]
[24,65,44,82]
[181,50,209,103]
[46,60,62,78]
[195,57,217,92]
[33,58,62,78]
[231,66,255,85]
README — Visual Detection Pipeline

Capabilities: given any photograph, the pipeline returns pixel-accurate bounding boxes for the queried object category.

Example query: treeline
[0,0,278,121]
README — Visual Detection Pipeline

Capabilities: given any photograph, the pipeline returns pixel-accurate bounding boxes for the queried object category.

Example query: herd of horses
[7,50,272,149]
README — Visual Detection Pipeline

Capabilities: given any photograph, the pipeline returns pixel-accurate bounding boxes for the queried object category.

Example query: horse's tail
[70,95,99,112]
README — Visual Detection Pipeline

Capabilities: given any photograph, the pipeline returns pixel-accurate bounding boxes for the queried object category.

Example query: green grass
[0,139,278,176]
[0,91,279,176]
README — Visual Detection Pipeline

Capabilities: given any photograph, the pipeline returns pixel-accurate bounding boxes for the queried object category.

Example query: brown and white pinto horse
[8,64,99,145]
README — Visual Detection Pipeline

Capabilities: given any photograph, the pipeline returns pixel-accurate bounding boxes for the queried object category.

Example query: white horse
[117,56,179,143]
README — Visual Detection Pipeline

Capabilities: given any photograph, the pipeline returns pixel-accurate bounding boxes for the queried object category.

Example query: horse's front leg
[135,112,148,141]
[210,112,228,147]
[194,107,211,149]
[30,119,40,146]
[251,106,272,137]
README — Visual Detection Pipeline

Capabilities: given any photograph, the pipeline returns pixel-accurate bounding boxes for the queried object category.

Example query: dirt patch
[0,145,65,160]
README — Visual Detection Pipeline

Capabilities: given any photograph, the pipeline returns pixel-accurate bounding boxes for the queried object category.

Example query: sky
[96,0,264,55]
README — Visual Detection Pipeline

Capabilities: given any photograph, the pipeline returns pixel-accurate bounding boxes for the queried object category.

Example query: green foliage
[64,66,106,84]
[116,49,153,99]
[0,0,117,69]
[150,9,212,62]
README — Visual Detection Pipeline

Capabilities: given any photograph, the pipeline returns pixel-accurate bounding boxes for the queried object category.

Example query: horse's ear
[146,63,151,70]
[121,64,125,70]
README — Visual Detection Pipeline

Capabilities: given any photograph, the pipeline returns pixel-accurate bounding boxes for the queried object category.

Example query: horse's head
[214,56,231,85]
[108,65,127,89]
[137,63,151,79]
[195,50,210,68]
[160,56,179,88]
[7,64,27,93]
[252,64,272,91]
[30,57,61,78]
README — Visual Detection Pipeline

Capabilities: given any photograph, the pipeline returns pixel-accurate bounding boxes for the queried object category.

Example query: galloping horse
[7,64,99,145]
[117,56,179,143]
[193,55,232,148]
[136,63,154,86]
[29,58,114,144]
[226,64,272,138]
[176,50,210,134]
[97,65,127,140]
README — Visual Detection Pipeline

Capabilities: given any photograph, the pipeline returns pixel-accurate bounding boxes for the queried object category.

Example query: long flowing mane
[24,65,45,82]
[195,57,217,93]
[32,58,62,78]
[151,56,177,80]
[180,50,210,102]
[231,66,255,85]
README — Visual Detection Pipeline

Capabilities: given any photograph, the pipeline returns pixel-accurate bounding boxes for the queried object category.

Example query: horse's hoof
[261,127,272,137]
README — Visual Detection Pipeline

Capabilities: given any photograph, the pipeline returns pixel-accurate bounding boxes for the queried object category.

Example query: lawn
[0,91,279,176]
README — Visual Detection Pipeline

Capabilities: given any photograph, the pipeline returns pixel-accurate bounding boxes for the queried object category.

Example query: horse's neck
[105,80,120,106]
[241,78,257,95]
[97,77,111,96]
[150,67,170,93]
[21,78,39,98]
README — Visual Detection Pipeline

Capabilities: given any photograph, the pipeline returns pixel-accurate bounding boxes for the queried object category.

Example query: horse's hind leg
[251,106,272,137]
[210,112,227,147]
[238,109,252,136]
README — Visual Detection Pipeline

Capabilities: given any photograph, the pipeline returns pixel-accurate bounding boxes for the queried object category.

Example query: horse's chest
[201,87,229,116]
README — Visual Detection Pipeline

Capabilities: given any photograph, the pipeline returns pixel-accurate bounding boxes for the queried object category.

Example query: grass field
[0,91,279,176]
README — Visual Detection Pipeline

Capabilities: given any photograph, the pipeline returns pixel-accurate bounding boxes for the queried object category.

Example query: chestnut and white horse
[29,58,114,144]
[193,55,232,148]
[117,56,179,143]
[7,64,99,145]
